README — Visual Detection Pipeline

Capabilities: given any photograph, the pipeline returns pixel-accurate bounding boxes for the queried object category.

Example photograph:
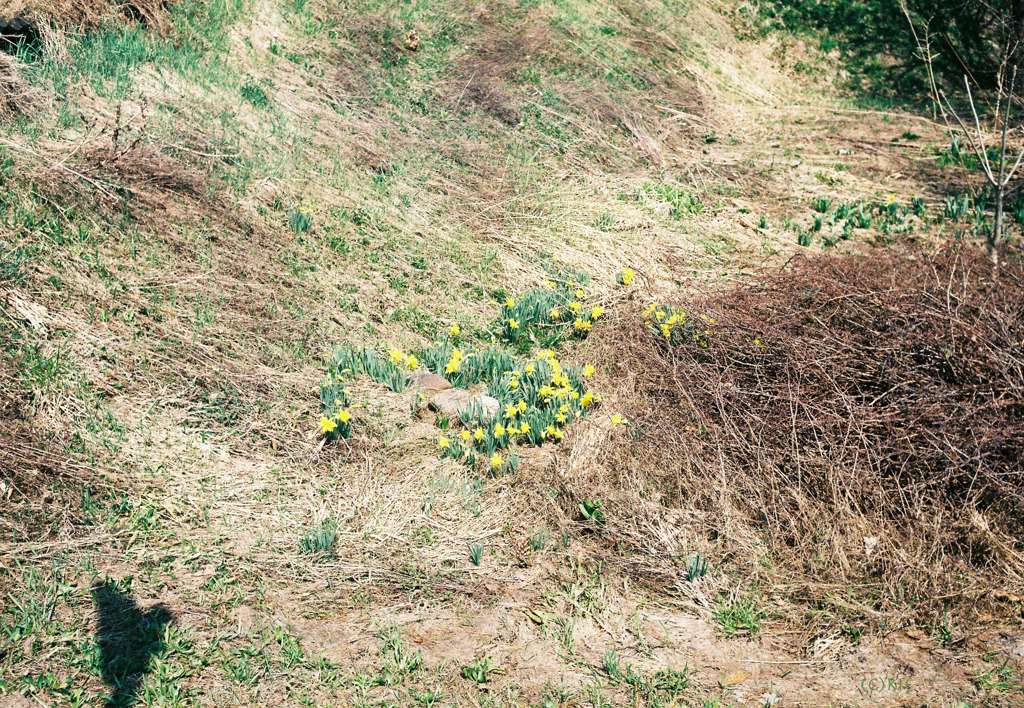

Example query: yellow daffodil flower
[491,453,504,468]
[337,410,352,423]
[583,364,595,378]
[445,349,462,373]
[450,323,460,336]
[438,435,450,449]
[319,418,337,434]
[494,423,506,437]
[591,305,604,319]
[474,427,484,441]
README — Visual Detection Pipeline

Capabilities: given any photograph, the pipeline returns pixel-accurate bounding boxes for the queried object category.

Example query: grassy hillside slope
[2,0,1024,704]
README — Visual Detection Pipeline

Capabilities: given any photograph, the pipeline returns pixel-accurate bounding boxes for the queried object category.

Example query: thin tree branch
[966,77,998,183]
[998,67,1016,187]
[941,88,998,186]
[1005,177,1024,197]
[1003,144,1024,185]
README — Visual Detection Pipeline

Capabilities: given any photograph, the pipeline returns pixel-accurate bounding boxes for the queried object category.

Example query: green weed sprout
[461,656,491,683]
[300,519,337,556]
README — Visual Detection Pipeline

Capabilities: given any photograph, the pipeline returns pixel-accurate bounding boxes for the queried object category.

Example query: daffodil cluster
[437,428,521,474]
[328,345,414,394]
[419,343,517,389]
[318,371,354,441]
[320,315,605,454]
[618,268,636,286]
[319,345,421,439]
[287,200,319,234]
[388,348,419,371]
[435,347,601,469]
[445,347,464,375]
[497,275,604,349]
[643,304,713,347]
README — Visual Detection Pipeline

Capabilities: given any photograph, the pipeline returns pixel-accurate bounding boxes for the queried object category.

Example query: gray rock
[470,394,501,420]
[410,371,452,394]
[429,389,500,423]
[653,202,673,218]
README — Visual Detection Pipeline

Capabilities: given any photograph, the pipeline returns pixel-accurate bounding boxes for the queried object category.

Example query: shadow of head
[91,579,173,708]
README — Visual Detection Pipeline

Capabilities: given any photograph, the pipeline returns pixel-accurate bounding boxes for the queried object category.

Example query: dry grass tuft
[0,357,117,563]
[594,245,1024,626]
[0,52,36,116]
[2,0,170,32]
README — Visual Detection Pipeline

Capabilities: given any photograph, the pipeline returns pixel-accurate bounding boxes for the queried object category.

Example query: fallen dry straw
[608,245,1024,622]
[1,0,171,32]
[0,53,35,117]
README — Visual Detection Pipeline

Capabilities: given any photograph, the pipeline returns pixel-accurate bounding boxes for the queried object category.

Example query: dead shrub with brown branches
[604,246,1024,624]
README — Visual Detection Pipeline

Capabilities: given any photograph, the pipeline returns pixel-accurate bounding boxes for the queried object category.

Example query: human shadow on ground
[91,579,172,708]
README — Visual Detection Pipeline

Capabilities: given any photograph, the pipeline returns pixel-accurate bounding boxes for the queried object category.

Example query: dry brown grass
[0,0,170,32]
[0,53,35,116]
[0,350,120,570]
[588,244,1024,629]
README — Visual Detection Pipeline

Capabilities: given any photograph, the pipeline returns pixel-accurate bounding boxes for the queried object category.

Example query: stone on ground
[428,389,500,423]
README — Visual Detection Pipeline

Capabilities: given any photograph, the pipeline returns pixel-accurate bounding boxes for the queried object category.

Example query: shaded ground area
[92,580,172,708]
